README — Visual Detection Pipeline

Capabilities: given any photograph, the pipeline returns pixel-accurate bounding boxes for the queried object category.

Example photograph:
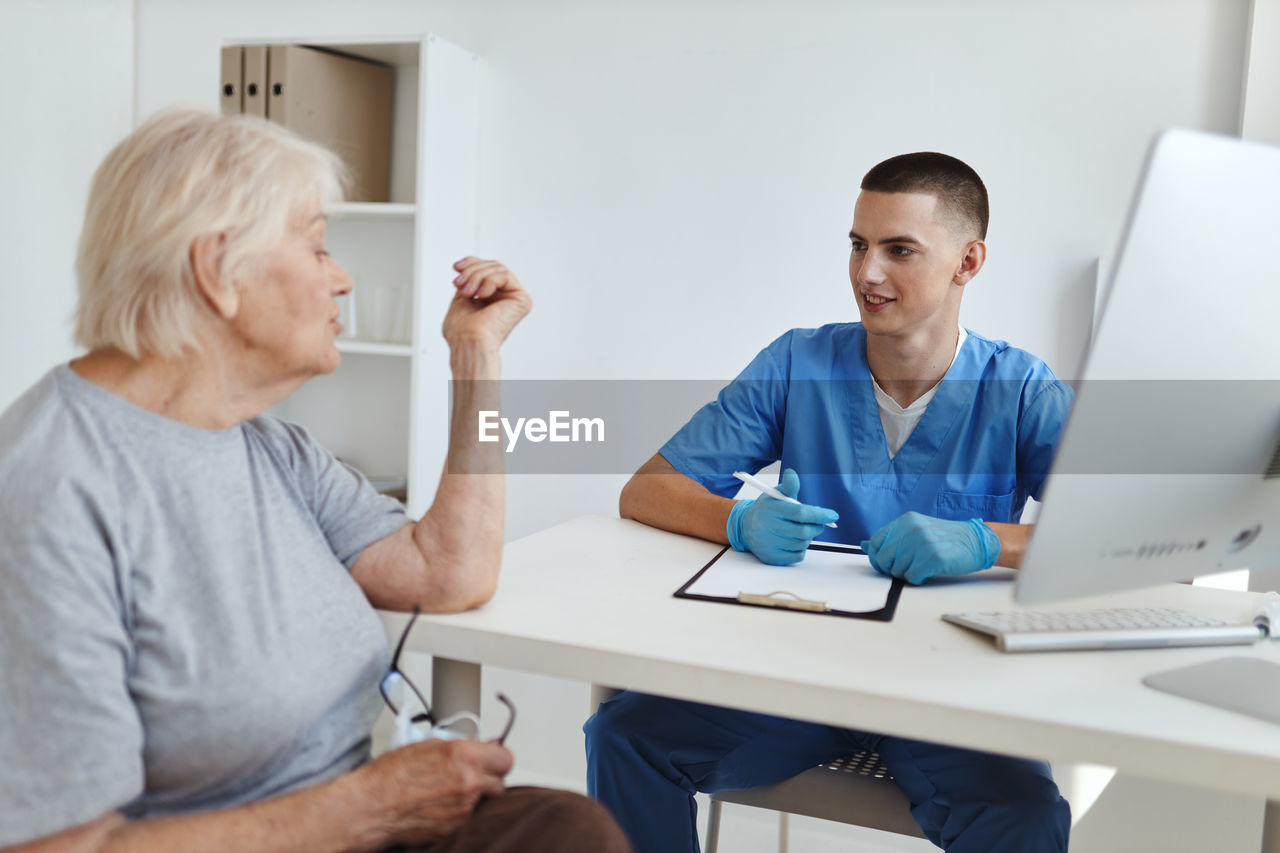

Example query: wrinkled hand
[442,257,532,353]
[861,512,1000,585]
[727,468,839,565]
[359,737,513,847]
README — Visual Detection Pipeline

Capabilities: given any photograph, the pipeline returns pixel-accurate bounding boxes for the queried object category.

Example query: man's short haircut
[74,107,347,359]
[861,152,989,240]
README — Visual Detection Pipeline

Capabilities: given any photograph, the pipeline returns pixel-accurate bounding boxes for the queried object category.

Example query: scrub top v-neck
[871,327,967,459]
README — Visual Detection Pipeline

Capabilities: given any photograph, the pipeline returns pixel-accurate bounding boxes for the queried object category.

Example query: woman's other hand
[352,738,514,848]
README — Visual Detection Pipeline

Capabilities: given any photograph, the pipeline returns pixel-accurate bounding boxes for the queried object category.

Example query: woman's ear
[190,233,239,319]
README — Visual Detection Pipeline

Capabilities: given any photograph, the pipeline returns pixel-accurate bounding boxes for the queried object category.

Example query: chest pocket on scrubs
[934,489,1018,524]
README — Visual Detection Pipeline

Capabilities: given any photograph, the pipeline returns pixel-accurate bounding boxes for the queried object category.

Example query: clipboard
[674,543,903,622]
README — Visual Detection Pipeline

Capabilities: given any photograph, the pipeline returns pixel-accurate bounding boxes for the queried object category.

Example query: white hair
[74,106,347,359]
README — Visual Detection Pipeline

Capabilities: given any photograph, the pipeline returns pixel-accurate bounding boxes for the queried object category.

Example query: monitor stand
[1149,657,1280,851]
[1143,655,1280,725]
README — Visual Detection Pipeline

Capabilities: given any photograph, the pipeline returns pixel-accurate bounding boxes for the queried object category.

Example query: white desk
[389,515,1280,850]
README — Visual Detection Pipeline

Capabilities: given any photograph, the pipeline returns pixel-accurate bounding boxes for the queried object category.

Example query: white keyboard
[942,606,1263,653]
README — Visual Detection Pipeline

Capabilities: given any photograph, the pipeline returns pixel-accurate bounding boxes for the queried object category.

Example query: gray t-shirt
[0,365,411,845]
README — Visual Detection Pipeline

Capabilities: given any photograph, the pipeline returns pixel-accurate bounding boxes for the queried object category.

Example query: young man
[585,153,1074,852]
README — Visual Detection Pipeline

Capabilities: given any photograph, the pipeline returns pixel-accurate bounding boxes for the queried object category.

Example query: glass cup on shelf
[357,282,408,344]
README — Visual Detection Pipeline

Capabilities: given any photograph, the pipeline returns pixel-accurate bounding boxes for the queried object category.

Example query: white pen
[732,471,838,528]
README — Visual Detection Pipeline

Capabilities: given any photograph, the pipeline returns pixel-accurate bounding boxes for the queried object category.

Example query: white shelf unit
[251,34,479,517]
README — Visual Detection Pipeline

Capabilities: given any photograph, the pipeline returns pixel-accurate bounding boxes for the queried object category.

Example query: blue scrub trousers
[585,691,1070,853]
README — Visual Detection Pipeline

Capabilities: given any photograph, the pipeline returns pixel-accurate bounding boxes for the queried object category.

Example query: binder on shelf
[266,45,394,202]
[242,45,268,117]
[219,46,243,116]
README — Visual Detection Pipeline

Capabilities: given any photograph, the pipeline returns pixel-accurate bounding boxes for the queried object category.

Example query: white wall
[132,0,1248,377]
[0,0,134,408]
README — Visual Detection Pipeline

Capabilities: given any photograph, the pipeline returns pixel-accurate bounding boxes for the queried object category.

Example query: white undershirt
[871,327,968,459]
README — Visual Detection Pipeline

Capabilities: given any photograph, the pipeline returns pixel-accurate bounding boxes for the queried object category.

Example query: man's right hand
[726,468,839,565]
[357,738,513,848]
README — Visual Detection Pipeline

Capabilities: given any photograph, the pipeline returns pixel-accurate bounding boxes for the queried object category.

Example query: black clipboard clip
[737,590,828,612]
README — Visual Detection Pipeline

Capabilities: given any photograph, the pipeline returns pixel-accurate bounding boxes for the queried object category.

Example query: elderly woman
[0,109,628,852]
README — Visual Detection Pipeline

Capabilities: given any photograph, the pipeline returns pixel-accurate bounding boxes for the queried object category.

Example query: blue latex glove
[726,468,840,565]
[860,512,1001,585]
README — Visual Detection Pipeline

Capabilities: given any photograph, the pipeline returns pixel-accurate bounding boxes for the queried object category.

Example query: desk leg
[432,656,481,719]
[1263,800,1280,853]
[589,684,622,711]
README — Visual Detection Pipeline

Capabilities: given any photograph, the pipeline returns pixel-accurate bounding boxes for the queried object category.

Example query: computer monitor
[1016,127,1280,606]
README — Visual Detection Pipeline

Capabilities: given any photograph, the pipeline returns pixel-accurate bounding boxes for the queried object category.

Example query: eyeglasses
[380,607,516,745]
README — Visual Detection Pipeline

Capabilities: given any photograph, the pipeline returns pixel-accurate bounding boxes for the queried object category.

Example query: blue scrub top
[660,323,1074,545]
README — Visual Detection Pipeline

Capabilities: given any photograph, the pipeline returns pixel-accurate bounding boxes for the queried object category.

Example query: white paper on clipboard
[683,546,893,614]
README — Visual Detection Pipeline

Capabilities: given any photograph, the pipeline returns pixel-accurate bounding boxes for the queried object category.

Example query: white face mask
[390,701,478,748]
[380,612,516,749]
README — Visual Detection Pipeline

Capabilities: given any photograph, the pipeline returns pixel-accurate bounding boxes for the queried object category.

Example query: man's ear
[190,233,239,319]
[952,239,987,287]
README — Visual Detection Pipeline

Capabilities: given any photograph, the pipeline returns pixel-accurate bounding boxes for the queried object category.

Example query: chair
[588,686,925,852]
[706,750,926,853]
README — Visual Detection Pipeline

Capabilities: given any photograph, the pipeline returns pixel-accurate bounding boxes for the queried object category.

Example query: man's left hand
[861,512,1000,585]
